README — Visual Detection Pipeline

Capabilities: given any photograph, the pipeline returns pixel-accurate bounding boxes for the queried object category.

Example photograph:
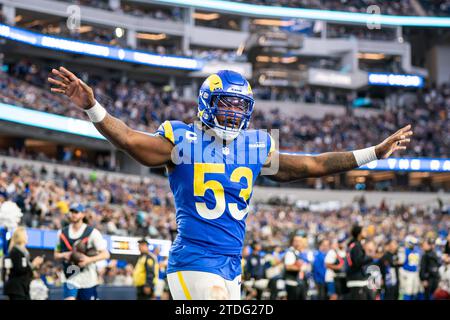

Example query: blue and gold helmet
[198,70,254,141]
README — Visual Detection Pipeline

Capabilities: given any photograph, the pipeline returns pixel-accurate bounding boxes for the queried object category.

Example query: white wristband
[352,146,378,166]
[85,100,107,123]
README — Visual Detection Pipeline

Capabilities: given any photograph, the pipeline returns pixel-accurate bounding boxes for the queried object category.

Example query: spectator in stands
[3,62,449,159]
[434,252,450,299]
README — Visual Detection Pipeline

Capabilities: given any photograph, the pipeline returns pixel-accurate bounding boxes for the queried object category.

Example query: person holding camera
[3,227,44,300]
[54,203,110,300]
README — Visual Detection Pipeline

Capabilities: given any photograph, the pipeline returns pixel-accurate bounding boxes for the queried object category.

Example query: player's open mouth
[213,95,251,130]
[216,115,242,130]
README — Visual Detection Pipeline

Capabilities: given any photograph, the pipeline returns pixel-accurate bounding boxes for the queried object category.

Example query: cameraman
[54,203,110,300]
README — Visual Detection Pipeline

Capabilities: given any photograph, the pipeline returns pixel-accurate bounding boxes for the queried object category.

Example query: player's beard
[70,215,83,224]
[216,113,242,130]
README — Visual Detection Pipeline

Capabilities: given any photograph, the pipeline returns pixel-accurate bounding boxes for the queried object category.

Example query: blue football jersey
[402,247,421,272]
[155,120,274,280]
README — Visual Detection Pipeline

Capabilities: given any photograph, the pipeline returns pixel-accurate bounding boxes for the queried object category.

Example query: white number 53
[194,163,253,220]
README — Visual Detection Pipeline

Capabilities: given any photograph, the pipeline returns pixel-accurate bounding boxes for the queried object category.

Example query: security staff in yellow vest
[133,238,159,300]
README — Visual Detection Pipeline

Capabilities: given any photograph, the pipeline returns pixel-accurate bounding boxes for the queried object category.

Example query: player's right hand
[48,66,95,110]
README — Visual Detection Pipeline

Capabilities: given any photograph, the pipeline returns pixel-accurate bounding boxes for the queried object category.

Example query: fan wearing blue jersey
[48,67,413,300]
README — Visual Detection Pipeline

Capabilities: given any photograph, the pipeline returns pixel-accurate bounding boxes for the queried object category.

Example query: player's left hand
[375,124,413,159]
[77,254,92,268]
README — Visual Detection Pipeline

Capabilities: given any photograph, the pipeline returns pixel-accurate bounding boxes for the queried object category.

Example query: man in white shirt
[325,237,347,300]
[54,203,110,300]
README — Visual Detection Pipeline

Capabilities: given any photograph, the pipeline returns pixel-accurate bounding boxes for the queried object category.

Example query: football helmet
[198,70,254,141]
[405,235,418,247]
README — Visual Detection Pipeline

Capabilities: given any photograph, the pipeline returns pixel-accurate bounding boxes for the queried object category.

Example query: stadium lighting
[256,56,298,63]
[0,24,201,70]
[136,32,167,40]
[358,53,386,60]
[193,12,220,20]
[368,73,424,88]
[150,0,450,27]
[252,19,294,27]
[78,26,93,34]
[281,56,297,64]
[115,27,124,38]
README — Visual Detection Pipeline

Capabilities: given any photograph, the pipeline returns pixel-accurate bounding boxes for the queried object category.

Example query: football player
[398,235,422,300]
[48,67,413,300]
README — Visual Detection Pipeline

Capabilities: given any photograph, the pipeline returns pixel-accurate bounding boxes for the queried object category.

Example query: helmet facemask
[201,93,254,141]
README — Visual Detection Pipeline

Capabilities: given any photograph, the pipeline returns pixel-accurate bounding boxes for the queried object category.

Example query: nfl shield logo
[222,147,230,155]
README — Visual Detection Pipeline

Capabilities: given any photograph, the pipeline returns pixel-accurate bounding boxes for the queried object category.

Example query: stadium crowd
[0,160,449,299]
[4,0,426,50]
[15,20,184,56]
[0,164,176,239]
[419,0,450,16]
[1,61,449,158]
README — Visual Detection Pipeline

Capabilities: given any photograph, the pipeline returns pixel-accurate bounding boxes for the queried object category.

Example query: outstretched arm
[48,67,173,167]
[266,124,413,183]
